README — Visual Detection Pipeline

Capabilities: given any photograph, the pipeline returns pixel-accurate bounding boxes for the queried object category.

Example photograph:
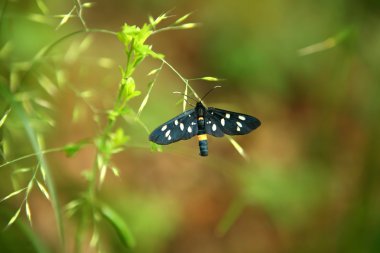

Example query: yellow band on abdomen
[197,134,207,141]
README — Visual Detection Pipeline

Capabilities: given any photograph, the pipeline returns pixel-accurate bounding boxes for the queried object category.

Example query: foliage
[0,1,224,252]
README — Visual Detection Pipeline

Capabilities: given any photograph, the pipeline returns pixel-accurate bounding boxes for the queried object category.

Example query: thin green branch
[0,0,8,31]
[0,147,64,169]
[137,62,164,118]
[14,103,66,251]
[20,28,117,85]
[151,23,200,35]
[161,59,201,100]
[73,0,88,30]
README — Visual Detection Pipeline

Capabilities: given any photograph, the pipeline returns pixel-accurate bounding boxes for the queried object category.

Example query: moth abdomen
[198,134,208,156]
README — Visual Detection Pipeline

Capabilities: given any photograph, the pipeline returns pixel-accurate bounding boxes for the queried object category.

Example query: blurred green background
[1,0,380,252]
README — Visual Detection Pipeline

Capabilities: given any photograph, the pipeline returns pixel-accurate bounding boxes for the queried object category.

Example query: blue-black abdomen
[199,139,208,156]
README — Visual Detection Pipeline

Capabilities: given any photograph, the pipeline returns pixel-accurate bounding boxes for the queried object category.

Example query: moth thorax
[197,107,205,116]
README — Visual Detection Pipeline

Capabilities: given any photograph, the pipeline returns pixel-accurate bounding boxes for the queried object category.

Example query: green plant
[0,1,248,252]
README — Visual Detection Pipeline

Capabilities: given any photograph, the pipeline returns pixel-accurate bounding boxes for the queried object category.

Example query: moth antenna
[201,85,222,101]
[184,99,195,107]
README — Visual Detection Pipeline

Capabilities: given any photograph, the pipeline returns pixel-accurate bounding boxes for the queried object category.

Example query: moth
[149,89,261,156]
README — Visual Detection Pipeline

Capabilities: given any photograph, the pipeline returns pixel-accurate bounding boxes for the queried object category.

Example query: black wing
[149,109,198,145]
[205,107,261,137]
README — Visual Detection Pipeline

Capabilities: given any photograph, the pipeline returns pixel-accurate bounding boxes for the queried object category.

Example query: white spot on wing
[221,118,225,126]
[165,130,171,137]
[191,122,196,125]
[168,135,172,141]
[226,113,230,119]
[237,126,241,132]
[187,126,192,133]
[161,125,167,131]
[212,124,217,131]
[236,121,242,127]
[238,115,246,121]
[180,123,184,131]
[175,120,179,125]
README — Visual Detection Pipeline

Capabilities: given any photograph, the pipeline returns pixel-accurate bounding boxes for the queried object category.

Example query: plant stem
[0,147,64,169]
[15,103,66,252]
[74,0,88,30]
[162,59,201,100]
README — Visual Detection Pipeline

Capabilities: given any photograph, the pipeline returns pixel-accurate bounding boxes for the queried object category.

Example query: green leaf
[151,12,169,27]
[72,104,83,123]
[175,23,200,30]
[0,188,25,203]
[90,226,100,248]
[121,77,141,101]
[36,0,49,14]
[37,180,50,200]
[40,165,46,181]
[65,199,82,217]
[107,109,119,122]
[64,141,87,157]
[147,68,160,76]
[148,16,155,28]
[98,57,114,68]
[0,41,13,59]
[82,2,95,8]
[65,199,81,212]
[79,35,93,52]
[12,167,32,175]
[26,180,34,195]
[7,208,21,228]
[226,136,249,161]
[137,81,154,117]
[138,24,153,43]
[110,128,130,148]
[174,12,192,24]
[199,76,222,82]
[64,144,81,157]
[111,166,120,177]
[99,164,107,187]
[148,49,165,60]
[118,24,140,46]
[25,201,32,225]
[0,108,11,128]
[216,199,244,236]
[56,6,76,30]
[34,98,53,110]
[27,13,53,25]
[100,204,135,248]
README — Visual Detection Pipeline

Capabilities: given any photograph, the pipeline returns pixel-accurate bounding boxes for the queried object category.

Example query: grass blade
[0,108,11,128]
[56,6,76,30]
[137,81,154,118]
[0,188,25,203]
[227,136,249,161]
[6,208,21,228]
[174,12,192,25]
[100,203,135,249]
[37,180,50,200]
[25,201,32,225]
[216,199,244,236]
[15,103,65,248]
[36,0,49,14]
